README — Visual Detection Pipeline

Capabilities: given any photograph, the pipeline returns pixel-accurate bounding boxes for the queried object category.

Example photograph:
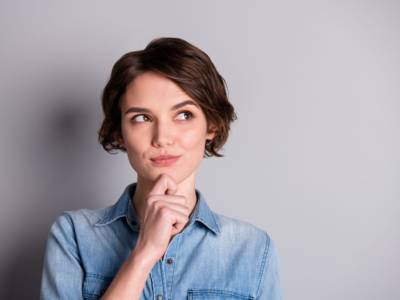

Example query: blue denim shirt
[40,182,282,299]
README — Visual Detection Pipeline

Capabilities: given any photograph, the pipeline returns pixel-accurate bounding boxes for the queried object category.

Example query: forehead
[123,72,190,106]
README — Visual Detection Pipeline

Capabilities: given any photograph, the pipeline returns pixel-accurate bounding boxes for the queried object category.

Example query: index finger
[149,173,178,196]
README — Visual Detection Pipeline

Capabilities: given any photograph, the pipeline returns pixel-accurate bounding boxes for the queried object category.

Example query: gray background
[1,0,399,299]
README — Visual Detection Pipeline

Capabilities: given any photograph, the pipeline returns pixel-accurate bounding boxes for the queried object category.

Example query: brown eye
[177,111,194,121]
[131,114,150,123]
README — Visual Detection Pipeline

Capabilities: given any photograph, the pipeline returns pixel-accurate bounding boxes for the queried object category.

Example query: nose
[151,119,174,147]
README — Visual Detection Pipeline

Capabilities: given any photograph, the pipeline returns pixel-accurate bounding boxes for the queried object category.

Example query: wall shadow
[2,78,105,299]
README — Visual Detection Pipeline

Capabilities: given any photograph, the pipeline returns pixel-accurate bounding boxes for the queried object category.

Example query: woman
[40,37,282,299]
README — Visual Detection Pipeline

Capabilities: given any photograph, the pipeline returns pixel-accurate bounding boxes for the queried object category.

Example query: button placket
[150,260,164,300]
[162,234,182,300]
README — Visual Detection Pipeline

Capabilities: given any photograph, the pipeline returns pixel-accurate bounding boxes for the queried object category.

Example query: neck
[132,173,198,226]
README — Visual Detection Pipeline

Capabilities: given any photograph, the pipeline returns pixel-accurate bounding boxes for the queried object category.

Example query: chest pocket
[82,273,112,300]
[187,288,254,300]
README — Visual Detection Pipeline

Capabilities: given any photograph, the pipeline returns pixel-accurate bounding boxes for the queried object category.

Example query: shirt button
[156,295,163,300]
[166,258,174,265]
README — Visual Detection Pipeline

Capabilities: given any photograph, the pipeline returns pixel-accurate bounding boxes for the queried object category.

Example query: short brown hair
[97,37,237,158]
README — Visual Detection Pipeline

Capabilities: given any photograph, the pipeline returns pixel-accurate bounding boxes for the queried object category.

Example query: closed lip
[151,154,181,161]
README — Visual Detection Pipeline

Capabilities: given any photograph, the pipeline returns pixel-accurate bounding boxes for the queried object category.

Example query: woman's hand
[102,174,188,300]
[132,173,191,263]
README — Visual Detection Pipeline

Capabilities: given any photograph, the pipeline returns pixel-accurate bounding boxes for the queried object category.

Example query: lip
[150,155,181,167]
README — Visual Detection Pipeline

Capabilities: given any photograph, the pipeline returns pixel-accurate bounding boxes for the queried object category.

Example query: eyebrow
[124,99,200,115]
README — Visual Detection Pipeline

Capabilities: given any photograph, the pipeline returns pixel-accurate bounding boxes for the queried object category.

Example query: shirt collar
[95,182,221,235]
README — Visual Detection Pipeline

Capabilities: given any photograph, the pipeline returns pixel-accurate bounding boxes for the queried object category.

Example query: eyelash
[130,110,194,123]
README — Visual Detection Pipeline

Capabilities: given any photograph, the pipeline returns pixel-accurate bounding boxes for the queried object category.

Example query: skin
[119,71,216,230]
[101,71,216,299]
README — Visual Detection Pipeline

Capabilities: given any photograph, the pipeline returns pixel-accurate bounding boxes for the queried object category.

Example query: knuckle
[159,206,170,217]
[152,199,162,209]
[147,195,157,204]
[160,173,170,180]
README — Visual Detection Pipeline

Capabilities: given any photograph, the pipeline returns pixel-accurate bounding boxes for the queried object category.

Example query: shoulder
[215,212,272,245]
[45,205,116,257]
[49,205,111,235]
[211,212,275,268]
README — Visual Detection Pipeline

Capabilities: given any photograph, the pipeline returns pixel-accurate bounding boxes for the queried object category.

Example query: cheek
[121,129,147,161]
[122,124,147,150]
[125,143,142,168]
[180,130,205,150]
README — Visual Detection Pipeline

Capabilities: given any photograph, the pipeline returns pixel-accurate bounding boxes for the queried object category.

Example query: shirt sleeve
[256,233,283,300]
[40,213,84,300]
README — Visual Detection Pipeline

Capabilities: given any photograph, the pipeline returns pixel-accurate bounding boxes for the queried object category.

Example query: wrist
[130,246,158,272]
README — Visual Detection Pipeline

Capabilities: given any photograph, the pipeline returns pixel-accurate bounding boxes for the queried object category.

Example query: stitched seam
[169,234,183,299]
[94,214,125,226]
[196,217,218,235]
[188,288,253,299]
[255,231,271,298]
[62,212,84,264]
[82,273,112,296]
[209,211,221,234]
[149,270,154,299]
[85,273,113,281]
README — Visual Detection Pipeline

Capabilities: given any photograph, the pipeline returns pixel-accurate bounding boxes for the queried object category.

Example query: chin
[134,156,200,184]
[137,168,179,183]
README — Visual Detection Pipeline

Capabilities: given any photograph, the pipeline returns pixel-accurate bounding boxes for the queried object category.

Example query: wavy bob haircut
[98,37,237,157]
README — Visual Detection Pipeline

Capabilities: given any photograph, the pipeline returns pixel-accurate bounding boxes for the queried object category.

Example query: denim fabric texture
[40,182,282,299]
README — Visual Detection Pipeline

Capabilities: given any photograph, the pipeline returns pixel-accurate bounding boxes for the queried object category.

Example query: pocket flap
[83,273,112,299]
[187,288,254,300]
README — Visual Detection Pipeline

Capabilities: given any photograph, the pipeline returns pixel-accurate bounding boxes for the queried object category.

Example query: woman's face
[119,71,216,184]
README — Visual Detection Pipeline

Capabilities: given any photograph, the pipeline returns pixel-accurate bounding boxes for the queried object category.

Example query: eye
[176,110,194,121]
[130,114,150,123]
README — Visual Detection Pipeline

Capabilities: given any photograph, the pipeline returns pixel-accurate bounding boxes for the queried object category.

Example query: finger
[146,194,187,208]
[171,212,190,235]
[169,212,189,233]
[152,194,187,205]
[154,200,190,216]
[158,206,189,225]
[171,222,186,235]
[149,173,178,196]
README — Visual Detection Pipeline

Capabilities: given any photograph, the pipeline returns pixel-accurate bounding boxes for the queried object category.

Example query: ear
[206,124,217,140]
[116,134,125,148]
